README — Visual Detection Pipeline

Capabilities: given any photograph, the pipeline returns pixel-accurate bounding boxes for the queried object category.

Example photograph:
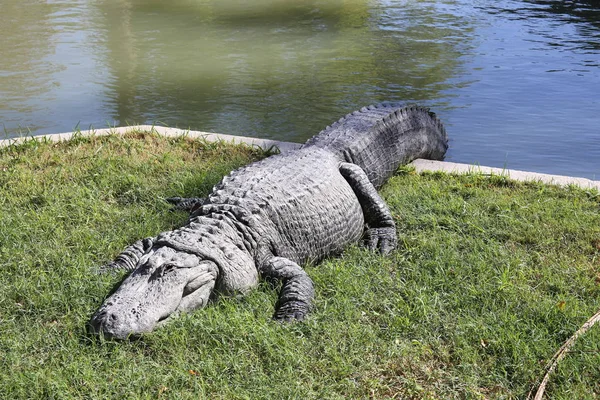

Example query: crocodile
[90,104,448,339]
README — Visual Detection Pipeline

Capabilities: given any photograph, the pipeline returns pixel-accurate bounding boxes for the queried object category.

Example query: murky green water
[1,0,598,178]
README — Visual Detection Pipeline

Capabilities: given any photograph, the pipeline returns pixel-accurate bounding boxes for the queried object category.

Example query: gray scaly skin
[90,105,448,339]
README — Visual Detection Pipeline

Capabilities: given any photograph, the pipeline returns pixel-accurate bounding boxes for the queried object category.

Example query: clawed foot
[273,301,311,322]
[262,257,314,323]
[364,227,397,255]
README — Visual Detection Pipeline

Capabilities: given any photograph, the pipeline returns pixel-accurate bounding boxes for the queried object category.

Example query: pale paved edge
[411,159,600,191]
[1,125,598,191]
[0,125,303,153]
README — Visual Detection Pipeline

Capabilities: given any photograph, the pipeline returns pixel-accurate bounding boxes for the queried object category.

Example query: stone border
[0,125,303,153]
[1,125,598,191]
[412,159,600,191]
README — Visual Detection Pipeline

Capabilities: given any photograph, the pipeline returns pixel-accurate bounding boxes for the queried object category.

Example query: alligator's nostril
[109,313,118,321]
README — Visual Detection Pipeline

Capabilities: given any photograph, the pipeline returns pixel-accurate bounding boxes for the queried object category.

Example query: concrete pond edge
[2,125,598,191]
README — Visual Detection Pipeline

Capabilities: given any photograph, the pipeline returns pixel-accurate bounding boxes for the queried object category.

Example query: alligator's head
[90,246,218,339]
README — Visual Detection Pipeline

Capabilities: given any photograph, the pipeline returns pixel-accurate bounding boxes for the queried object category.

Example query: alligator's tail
[303,104,448,188]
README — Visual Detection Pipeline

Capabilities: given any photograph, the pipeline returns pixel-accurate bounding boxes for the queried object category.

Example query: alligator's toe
[273,302,310,322]
[364,227,397,254]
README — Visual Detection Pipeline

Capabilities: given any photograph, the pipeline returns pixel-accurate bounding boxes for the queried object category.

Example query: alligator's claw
[364,227,397,255]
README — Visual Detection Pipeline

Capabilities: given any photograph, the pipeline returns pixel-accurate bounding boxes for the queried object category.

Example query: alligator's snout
[89,312,118,338]
[89,309,149,340]
[90,247,218,339]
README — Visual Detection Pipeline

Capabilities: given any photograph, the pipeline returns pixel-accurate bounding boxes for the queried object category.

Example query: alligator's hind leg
[165,197,206,213]
[101,237,155,271]
[260,257,315,321]
[339,162,397,255]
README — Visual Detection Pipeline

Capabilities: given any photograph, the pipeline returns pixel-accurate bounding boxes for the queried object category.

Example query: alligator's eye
[149,263,178,281]
[163,263,178,272]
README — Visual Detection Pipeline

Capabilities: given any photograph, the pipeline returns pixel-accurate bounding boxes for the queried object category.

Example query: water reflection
[98,0,142,126]
[448,0,600,179]
[526,0,600,53]
[0,1,598,178]
[0,1,60,132]
[0,1,112,136]
[94,0,472,141]
[486,0,600,53]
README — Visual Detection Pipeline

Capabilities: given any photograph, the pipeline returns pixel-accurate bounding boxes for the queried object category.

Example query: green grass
[1,133,599,399]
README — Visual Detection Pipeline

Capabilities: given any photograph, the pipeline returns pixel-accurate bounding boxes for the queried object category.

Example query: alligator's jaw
[90,247,218,339]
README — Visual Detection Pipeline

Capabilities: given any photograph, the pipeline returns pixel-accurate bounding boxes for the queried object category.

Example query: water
[1,0,598,179]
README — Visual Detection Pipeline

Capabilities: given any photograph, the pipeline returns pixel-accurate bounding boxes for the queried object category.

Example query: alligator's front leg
[260,257,315,321]
[339,162,397,255]
[102,237,155,271]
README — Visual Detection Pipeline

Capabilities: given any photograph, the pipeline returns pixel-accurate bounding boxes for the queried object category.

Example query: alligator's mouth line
[156,313,173,327]
[156,291,210,328]
[155,270,217,328]
[95,280,211,336]
[154,287,197,326]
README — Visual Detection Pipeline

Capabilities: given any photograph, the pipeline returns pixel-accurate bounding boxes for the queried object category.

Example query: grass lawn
[0,132,599,399]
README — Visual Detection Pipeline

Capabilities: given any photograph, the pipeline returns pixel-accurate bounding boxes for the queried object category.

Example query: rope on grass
[528,307,600,400]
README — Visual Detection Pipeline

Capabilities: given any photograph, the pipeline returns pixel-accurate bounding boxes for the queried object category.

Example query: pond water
[1,0,599,179]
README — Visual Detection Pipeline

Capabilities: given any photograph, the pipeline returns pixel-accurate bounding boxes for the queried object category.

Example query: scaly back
[303,104,448,188]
